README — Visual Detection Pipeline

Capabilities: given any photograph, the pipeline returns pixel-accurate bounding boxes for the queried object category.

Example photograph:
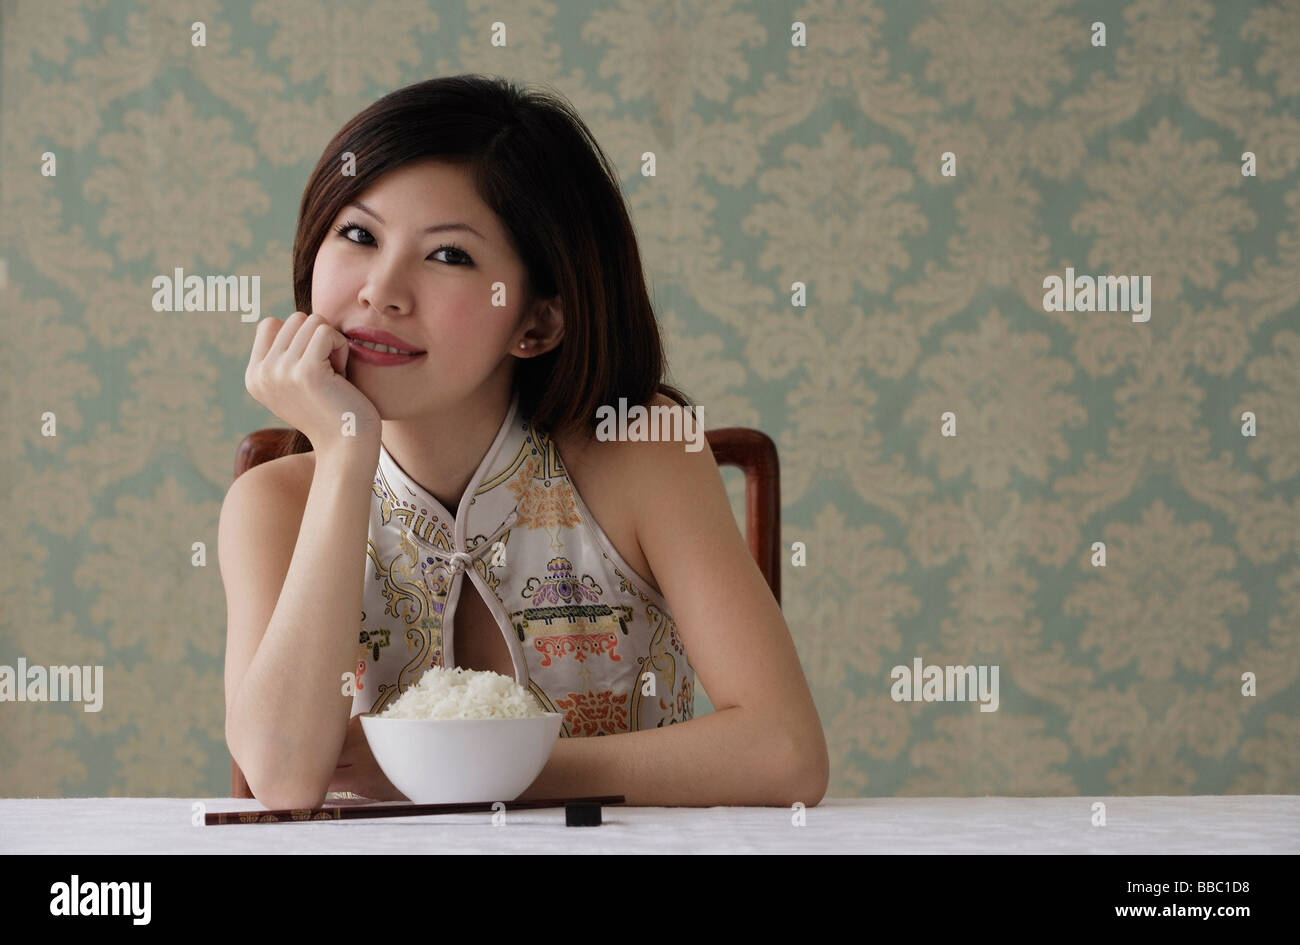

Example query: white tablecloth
[2,796,1296,853]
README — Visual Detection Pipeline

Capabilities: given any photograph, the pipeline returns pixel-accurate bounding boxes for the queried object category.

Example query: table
[2,795,1296,853]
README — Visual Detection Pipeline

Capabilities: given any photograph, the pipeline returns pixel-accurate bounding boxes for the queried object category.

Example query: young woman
[221,74,828,809]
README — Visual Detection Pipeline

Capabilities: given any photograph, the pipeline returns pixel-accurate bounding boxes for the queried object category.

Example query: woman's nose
[357,258,415,316]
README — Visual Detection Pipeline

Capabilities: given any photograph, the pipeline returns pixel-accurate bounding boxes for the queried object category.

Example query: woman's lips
[347,339,427,366]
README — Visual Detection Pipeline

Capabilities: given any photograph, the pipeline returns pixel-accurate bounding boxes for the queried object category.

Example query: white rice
[378,666,546,720]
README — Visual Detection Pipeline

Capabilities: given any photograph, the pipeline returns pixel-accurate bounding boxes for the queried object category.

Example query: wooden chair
[228,423,780,798]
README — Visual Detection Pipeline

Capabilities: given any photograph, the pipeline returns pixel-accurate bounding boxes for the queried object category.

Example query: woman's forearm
[336,708,828,807]
[227,445,379,809]
[516,707,827,807]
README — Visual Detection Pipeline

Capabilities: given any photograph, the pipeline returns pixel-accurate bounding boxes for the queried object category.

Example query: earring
[519,342,527,349]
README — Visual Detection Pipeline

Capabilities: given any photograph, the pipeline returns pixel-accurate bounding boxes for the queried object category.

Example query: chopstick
[205,794,625,825]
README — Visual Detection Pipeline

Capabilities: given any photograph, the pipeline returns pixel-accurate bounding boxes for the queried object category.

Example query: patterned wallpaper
[2,0,1297,800]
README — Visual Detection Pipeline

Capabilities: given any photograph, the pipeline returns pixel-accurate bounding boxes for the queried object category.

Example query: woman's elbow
[789,749,830,808]
[239,755,330,811]
[770,726,829,807]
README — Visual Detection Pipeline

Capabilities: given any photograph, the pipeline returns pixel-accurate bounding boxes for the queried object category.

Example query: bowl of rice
[359,666,564,804]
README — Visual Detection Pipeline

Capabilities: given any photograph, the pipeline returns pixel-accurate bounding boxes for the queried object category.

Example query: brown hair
[276,73,692,458]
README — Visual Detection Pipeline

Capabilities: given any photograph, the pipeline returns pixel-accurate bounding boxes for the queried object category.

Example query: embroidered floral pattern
[555,689,630,736]
[676,674,695,721]
[507,452,581,549]
[358,627,390,661]
[522,556,602,606]
[534,632,622,667]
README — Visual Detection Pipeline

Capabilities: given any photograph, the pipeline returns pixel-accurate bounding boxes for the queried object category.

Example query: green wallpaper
[2,0,1297,799]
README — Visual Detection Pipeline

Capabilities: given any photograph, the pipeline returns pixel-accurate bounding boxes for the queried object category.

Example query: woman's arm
[223,441,381,810]
[522,403,829,807]
[516,705,824,807]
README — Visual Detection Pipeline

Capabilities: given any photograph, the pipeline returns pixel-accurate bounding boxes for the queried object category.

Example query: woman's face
[311,157,531,417]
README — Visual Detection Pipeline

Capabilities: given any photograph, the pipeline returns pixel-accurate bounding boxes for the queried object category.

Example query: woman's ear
[528,297,564,353]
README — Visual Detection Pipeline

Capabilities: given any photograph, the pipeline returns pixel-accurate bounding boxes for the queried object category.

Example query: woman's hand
[328,713,409,801]
[245,311,382,458]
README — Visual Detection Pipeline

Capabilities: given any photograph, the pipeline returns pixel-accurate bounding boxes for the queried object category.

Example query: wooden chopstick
[205,794,625,825]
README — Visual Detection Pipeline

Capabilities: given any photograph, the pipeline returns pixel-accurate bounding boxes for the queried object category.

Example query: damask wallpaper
[1,0,1297,800]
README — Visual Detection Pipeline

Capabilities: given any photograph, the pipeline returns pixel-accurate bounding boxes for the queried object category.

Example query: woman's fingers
[283,312,326,362]
[304,318,348,373]
[248,315,281,367]
[269,311,310,360]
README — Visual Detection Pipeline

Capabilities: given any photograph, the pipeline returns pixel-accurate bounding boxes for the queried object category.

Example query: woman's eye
[431,246,472,265]
[333,222,471,265]
[335,223,374,245]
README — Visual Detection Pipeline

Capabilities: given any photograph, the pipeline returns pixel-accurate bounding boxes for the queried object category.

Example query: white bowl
[359,712,565,804]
